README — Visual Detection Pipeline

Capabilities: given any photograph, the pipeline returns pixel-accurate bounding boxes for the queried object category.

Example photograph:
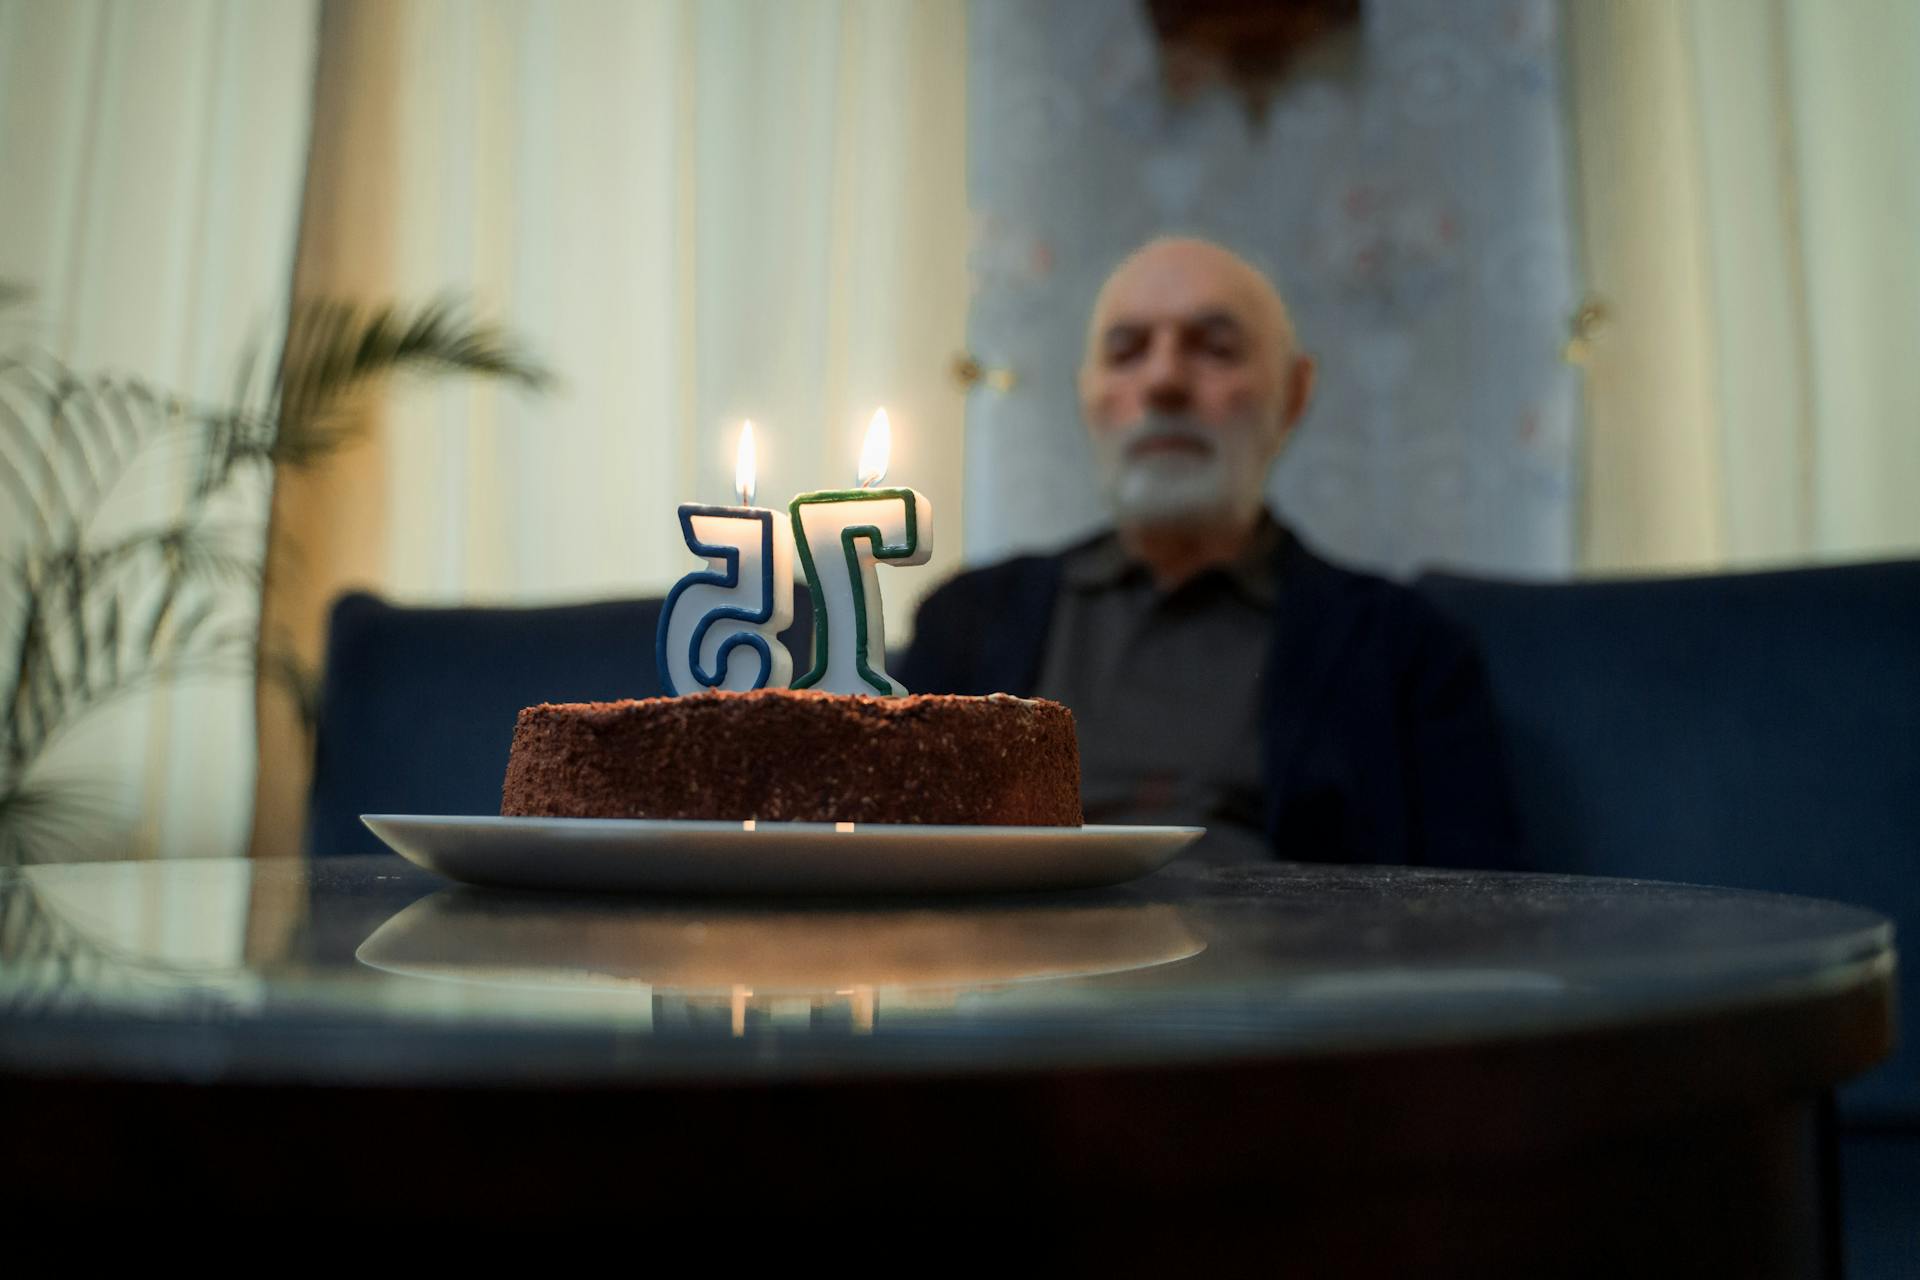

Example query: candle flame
[735,420,757,506]
[858,408,890,488]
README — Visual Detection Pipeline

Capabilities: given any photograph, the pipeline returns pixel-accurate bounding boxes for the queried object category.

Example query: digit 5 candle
[656,421,796,694]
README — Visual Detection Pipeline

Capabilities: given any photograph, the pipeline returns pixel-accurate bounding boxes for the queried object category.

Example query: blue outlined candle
[656,421,796,694]
[789,409,933,696]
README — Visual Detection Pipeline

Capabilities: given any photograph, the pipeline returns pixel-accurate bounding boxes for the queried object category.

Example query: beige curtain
[1567,0,1920,571]
[0,0,316,862]
[251,0,971,856]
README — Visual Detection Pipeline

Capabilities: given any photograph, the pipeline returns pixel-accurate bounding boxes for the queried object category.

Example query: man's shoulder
[1283,534,1473,651]
[903,540,1080,691]
[1281,531,1399,603]
[918,534,1098,609]
[927,526,1423,613]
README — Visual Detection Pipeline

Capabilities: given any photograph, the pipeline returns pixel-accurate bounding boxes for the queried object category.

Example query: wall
[963,0,1581,578]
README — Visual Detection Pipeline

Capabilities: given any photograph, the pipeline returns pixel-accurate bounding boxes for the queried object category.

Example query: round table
[0,855,1892,1273]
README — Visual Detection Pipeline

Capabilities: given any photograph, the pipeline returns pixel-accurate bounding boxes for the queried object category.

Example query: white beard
[1093,411,1274,531]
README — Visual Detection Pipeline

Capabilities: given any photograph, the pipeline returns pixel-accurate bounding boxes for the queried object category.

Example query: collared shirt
[1034,514,1287,863]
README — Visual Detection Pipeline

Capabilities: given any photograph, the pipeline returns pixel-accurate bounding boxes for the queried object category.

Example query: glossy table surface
[0,853,1894,1090]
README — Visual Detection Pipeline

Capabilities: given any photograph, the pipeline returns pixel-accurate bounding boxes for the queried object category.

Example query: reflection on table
[356,887,1204,1035]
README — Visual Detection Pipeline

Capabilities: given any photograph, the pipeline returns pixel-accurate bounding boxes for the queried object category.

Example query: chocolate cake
[500,689,1082,826]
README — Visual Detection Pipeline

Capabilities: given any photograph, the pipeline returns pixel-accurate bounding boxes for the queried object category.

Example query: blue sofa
[1415,560,1918,1280]
[309,559,1916,1274]
[304,590,809,858]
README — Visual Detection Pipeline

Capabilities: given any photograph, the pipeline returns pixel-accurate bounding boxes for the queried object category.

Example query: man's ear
[1282,354,1317,431]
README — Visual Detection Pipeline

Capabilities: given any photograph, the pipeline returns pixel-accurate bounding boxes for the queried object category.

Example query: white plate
[360,814,1204,895]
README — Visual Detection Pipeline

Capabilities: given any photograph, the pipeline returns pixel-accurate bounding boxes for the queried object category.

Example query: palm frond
[169,528,263,587]
[99,594,120,690]
[268,297,552,471]
[0,438,48,545]
[0,287,548,863]
[75,521,261,586]
[2,525,258,775]
[0,371,58,541]
[6,627,258,773]
[291,296,551,390]
[0,777,126,866]
[137,565,182,659]
[0,356,173,540]
[7,519,243,651]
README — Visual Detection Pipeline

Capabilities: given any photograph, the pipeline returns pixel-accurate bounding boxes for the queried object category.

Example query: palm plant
[0,288,549,868]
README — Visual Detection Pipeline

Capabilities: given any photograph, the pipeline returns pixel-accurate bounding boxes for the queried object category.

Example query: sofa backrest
[304,591,813,858]
[1417,560,1920,1122]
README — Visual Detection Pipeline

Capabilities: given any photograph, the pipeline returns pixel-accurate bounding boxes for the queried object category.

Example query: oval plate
[360,815,1204,895]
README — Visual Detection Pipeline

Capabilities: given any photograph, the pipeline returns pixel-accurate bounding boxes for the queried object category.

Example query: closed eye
[1188,314,1247,361]
[1102,324,1150,366]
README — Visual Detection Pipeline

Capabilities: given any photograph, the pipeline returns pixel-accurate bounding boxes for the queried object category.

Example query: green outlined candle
[656,421,796,695]
[789,409,933,696]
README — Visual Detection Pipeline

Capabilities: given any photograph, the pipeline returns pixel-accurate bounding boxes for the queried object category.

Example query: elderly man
[899,237,1516,867]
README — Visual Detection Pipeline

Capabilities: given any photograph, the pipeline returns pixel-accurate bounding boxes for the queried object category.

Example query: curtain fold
[1569,0,1920,571]
[247,0,403,862]
[250,0,970,856]
[0,0,317,861]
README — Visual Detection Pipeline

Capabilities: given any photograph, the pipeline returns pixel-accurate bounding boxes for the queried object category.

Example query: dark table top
[0,854,1894,1096]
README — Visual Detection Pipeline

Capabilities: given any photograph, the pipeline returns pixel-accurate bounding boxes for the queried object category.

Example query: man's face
[1079,241,1310,531]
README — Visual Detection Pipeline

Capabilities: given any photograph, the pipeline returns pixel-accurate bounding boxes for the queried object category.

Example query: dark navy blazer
[898,532,1521,869]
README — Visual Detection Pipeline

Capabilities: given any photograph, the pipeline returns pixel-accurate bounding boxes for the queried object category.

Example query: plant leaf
[270,297,552,470]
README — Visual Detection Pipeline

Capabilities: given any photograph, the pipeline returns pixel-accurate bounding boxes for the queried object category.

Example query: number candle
[789,409,933,695]
[656,421,796,694]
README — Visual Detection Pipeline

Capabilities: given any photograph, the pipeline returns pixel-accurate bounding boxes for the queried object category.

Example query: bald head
[1078,237,1316,537]
[1084,237,1298,372]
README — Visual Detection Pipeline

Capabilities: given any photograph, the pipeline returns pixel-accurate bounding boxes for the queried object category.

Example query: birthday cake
[500,689,1082,826]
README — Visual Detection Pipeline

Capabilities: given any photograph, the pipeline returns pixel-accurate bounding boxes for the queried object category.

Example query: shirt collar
[1062,511,1288,606]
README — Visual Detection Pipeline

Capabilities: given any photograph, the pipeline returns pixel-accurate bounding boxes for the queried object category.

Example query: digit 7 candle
[789,409,932,696]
